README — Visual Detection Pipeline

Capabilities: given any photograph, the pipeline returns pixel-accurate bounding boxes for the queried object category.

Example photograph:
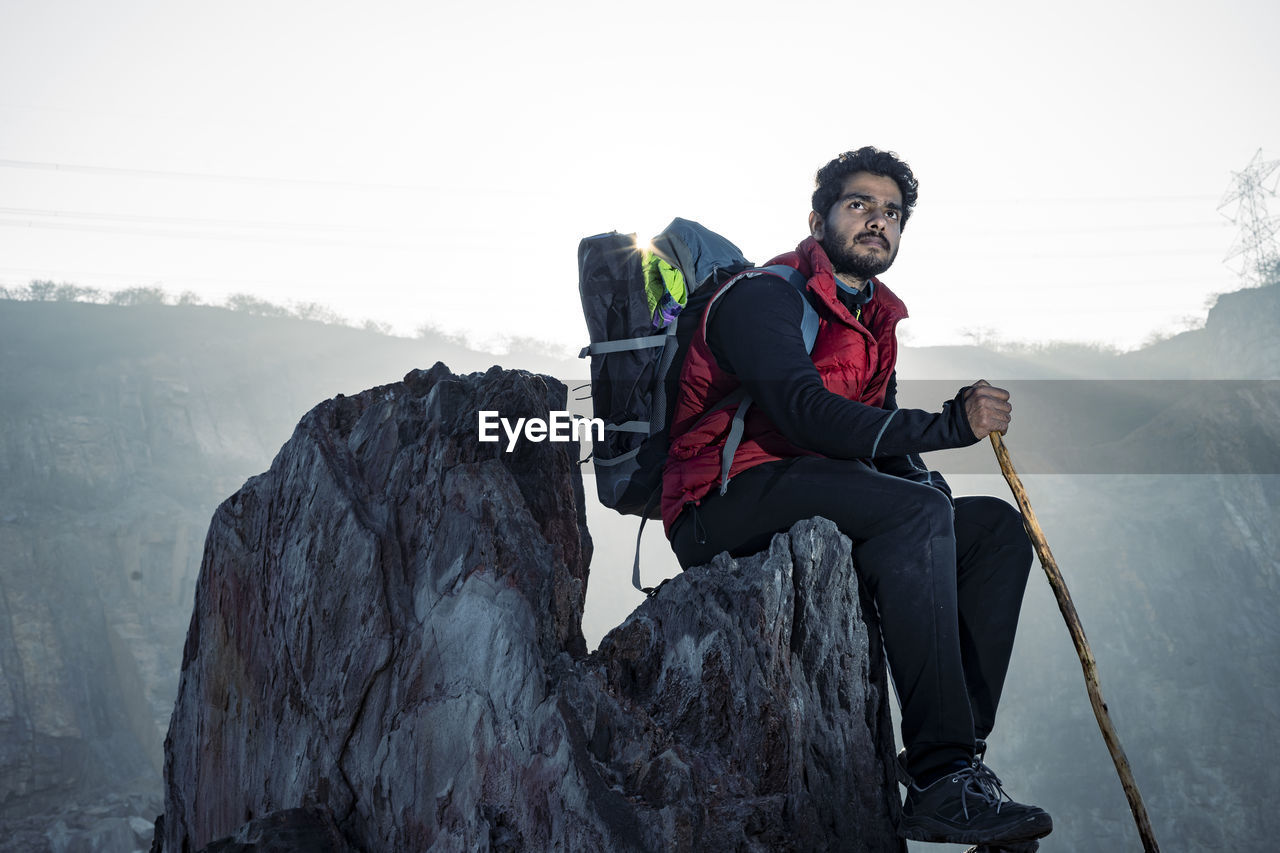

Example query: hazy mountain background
[1,281,1276,851]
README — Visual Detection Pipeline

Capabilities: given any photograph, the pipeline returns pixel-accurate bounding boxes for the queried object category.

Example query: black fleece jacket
[704,275,980,501]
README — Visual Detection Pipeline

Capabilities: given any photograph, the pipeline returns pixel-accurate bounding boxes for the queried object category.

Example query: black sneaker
[899,759,1052,845]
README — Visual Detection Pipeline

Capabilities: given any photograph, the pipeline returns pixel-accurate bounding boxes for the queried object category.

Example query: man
[660,148,1051,848]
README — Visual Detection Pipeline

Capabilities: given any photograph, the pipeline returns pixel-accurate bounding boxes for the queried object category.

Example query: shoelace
[955,756,1015,820]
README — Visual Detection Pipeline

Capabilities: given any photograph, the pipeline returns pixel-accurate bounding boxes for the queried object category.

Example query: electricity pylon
[1219,149,1280,288]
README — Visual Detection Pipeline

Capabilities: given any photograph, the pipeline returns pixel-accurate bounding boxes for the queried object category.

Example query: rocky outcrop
[0,298,591,852]
[160,363,903,852]
[0,300,528,844]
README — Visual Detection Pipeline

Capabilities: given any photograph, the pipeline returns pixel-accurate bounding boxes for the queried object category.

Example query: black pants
[669,456,1033,783]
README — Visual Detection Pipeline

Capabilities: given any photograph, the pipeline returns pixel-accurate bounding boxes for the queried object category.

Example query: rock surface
[160,362,903,852]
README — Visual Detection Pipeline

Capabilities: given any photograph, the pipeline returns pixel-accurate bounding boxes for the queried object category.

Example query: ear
[808,210,825,240]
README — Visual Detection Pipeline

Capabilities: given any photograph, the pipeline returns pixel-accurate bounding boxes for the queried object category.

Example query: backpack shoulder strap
[714,263,820,497]
[756,264,819,353]
[705,264,818,351]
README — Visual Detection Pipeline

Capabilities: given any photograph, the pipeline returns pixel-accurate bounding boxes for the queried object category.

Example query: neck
[834,272,869,292]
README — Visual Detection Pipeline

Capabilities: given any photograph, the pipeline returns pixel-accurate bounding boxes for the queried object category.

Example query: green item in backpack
[643,252,688,329]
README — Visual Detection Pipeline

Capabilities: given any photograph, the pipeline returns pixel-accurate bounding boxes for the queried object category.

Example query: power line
[2,159,1222,206]
[2,215,1232,259]
[0,216,430,250]
[0,265,361,290]
[927,194,1219,206]
[0,203,1233,246]
[0,206,379,234]
[908,245,1229,260]
[0,262,1218,295]
[929,220,1230,237]
[0,158,462,194]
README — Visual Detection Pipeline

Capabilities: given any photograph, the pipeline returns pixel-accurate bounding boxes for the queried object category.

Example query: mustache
[854,231,889,249]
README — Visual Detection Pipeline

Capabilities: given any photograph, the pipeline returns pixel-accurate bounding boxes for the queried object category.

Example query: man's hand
[962,379,1012,440]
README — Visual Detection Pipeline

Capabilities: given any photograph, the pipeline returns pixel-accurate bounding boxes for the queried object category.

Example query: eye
[886,210,900,220]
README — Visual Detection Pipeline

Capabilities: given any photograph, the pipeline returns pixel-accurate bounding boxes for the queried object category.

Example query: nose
[866,209,887,231]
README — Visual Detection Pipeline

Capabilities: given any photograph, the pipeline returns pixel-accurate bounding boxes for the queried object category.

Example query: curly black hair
[812,147,919,229]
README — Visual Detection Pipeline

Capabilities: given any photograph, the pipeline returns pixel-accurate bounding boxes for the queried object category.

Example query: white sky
[2,0,1278,352]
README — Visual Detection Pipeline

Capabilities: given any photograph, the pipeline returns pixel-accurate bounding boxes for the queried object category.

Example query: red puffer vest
[661,236,909,534]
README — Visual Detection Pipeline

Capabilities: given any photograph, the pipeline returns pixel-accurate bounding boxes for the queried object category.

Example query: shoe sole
[899,812,1052,845]
[964,841,1040,853]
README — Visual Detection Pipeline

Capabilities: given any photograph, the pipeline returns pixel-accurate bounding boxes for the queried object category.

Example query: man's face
[808,171,904,280]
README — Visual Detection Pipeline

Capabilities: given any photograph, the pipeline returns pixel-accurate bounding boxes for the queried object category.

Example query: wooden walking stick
[989,431,1161,853]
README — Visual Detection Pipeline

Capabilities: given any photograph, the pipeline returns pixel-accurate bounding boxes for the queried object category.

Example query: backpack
[577,218,817,592]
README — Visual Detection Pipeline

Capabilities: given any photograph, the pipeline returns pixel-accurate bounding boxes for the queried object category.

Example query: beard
[821,233,898,280]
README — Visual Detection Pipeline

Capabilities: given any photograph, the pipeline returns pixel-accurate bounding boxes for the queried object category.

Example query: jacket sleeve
[872,371,955,504]
[706,275,979,462]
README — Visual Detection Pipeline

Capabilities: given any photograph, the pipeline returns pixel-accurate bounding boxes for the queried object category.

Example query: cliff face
[1126,280,1280,378]
[160,363,903,852]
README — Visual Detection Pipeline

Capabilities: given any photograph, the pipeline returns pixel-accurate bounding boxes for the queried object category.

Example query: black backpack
[577,218,815,591]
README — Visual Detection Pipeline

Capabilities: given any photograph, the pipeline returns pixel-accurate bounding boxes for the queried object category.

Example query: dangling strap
[719,395,754,496]
[631,487,663,594]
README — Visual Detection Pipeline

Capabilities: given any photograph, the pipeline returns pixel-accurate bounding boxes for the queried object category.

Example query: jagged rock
[0,300,553,831]
[584,520,903,852]
[159,362,903,852]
